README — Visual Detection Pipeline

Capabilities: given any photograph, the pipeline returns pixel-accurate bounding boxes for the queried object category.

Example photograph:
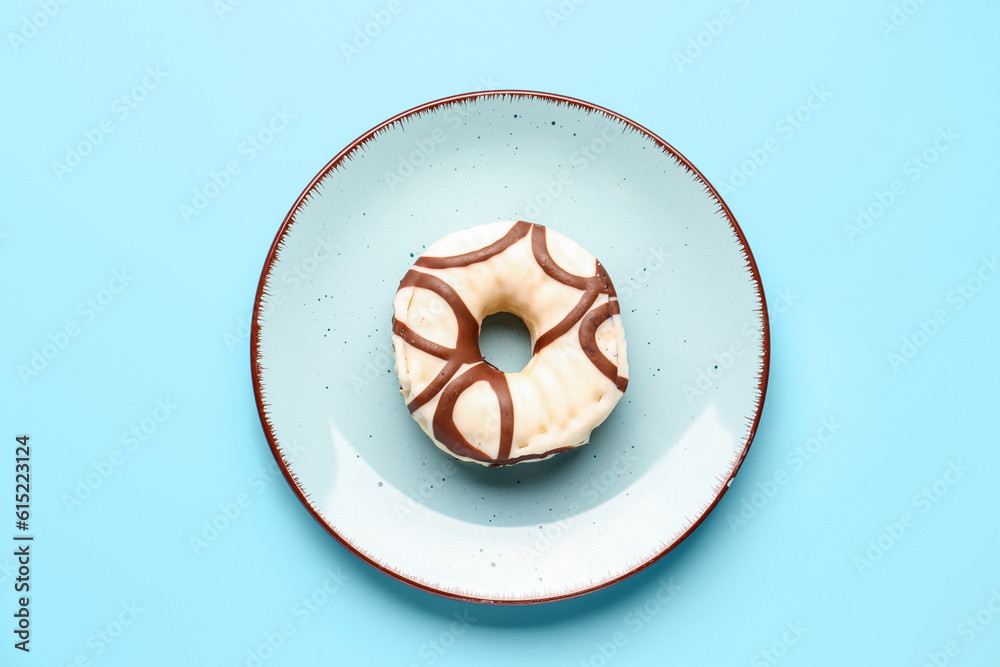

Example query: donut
[391,221,629,466]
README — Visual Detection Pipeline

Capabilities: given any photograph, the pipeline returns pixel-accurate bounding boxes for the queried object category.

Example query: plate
[252,91,769,604]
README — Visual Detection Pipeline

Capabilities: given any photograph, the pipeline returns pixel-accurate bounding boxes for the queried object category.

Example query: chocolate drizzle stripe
[531,224,593,290]
[406,358,465,414]
[431,363,514,463]
[578,301,628,392]
[396,269,485,414]
[533,284,600,354]
[397,270,480,336]
[392,319,454,360]
[396,221,627,464]
[491,373,515,460]
[415,220,532,269]
[595,261,617,298]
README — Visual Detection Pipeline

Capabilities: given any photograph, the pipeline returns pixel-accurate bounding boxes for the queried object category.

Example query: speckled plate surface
[252,91,769,604]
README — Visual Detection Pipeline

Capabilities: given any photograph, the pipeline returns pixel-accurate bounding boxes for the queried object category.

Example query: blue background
[3,0,999,665]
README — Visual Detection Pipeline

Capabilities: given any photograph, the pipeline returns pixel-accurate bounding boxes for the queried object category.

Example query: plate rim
[250,89,771,605]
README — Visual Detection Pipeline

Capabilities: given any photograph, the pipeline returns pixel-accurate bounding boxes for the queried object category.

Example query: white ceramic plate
[252,91,769,604]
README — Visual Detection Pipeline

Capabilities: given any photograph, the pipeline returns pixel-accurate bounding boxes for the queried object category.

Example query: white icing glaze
[392,221,629,465]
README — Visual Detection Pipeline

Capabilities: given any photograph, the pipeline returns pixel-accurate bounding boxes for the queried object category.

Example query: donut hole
[478,312,533,373]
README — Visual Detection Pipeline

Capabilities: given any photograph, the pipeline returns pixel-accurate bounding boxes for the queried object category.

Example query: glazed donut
[391,221,629,466]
